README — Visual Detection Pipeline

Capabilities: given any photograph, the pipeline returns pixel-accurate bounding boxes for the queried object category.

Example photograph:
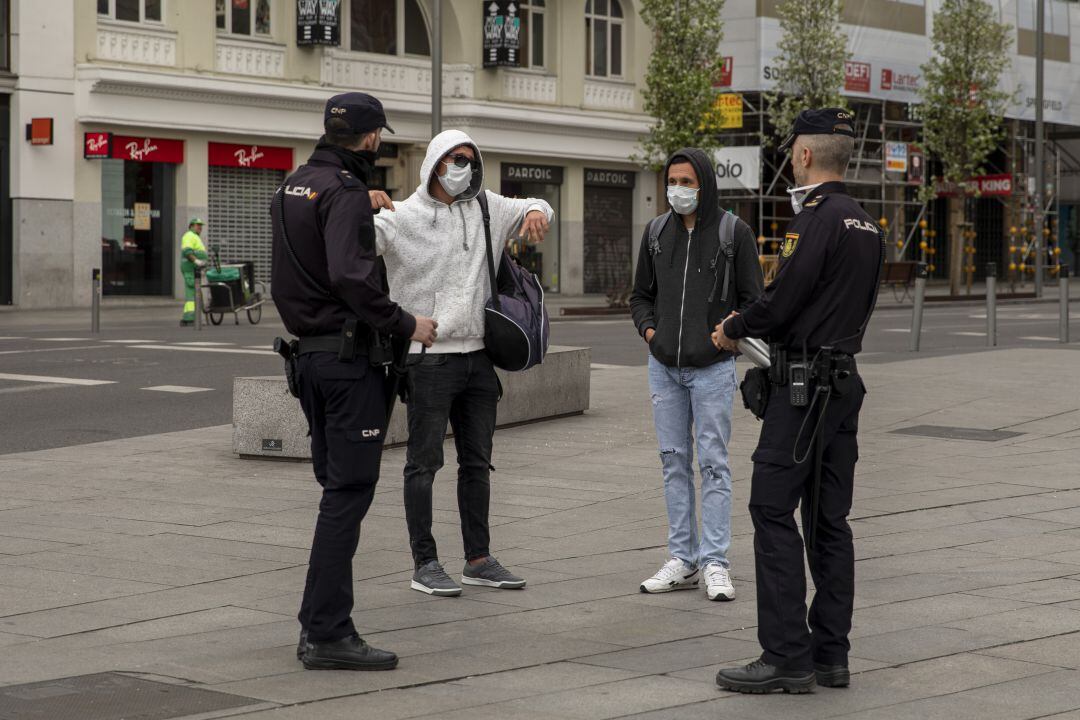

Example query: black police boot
[814,663,850,688]
[716,659,816,694]
[302,633,398,671]
[296,628,308,660]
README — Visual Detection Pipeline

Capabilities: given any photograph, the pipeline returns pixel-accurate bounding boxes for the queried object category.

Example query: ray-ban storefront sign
[297,0,341,46]
[209,142,294,171]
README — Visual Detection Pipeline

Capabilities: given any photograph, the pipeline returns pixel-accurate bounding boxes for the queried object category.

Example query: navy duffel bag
[477,191,550,372]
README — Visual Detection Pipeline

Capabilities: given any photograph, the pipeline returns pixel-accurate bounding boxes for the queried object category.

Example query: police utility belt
[740,345,856,420]
[274,320,394,399]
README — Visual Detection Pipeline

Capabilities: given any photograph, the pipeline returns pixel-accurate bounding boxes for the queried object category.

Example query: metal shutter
[207,166,284,286]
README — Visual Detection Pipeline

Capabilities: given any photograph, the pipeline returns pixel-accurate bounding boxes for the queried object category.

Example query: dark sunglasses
[445,153,476,168]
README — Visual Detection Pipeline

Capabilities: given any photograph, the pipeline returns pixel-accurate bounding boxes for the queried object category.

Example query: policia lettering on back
[714,108,885,695]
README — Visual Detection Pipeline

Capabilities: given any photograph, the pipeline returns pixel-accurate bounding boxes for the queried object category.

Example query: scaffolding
[715,92,1080,289]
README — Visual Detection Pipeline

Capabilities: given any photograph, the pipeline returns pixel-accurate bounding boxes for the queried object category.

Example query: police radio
[789,363,810,406]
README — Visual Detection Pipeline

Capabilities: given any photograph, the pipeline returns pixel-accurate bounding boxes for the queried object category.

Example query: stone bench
[233,346,592,459]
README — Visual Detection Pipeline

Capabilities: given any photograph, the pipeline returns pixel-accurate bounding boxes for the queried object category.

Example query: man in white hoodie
[373,130,553,596]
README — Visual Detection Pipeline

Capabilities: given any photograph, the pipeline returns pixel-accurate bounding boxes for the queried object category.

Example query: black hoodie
[629,148,764,368]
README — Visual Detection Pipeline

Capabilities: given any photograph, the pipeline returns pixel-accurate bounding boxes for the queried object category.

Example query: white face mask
[438,162,473,197]
[666,185,700,216]
[787,183,822,215]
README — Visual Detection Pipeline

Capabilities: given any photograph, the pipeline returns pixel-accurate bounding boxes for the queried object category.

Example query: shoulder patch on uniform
[803,196,823,208]
[782,232,799,257]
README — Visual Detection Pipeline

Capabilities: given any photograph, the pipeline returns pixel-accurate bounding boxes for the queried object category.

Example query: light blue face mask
[666,185,700,215]
[787,183,823,214]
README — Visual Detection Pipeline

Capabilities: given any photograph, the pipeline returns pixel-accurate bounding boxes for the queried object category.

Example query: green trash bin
[205,266,243,310]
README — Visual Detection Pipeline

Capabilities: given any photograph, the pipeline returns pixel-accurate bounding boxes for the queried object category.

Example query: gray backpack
[647,210,738,303]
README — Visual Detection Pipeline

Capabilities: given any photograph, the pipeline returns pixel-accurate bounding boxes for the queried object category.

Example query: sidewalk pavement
[1,347,1079,719]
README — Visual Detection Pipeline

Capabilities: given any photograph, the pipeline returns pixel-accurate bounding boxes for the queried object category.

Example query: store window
[0,0,9,70]
[100,158,176,296]
[97,0,163,23]
[1017,0,1070,60]
[350,0,430,56]
[519,0,546,69]
[216,0,272,36]
[501,163,562,292]
[585,0,623,78]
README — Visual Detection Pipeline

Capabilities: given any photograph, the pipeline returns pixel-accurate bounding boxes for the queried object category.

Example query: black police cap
[324,92,396,135]
[779,108,855,152]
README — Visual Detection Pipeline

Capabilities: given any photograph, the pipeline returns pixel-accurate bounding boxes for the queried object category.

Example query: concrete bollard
[91,268,101,334]
[1062,267,1071,344]
[909,262,928,352]
[194,266,203,332]
[986,263,997,347]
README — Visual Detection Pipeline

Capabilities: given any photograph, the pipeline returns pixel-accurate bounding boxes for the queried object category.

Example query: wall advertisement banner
[296,0,341,46]
[482,0,521,68]
[885,142,908,173]
[713,146,762,191]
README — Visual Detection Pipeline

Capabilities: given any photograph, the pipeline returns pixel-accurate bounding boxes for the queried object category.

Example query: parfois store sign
[209,142,294,170]
[111,136,185,163]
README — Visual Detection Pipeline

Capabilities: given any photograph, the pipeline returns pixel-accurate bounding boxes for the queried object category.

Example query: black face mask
[317,137,377,179]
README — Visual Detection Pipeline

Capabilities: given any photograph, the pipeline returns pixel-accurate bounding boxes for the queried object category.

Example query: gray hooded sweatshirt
[374,129,555,354]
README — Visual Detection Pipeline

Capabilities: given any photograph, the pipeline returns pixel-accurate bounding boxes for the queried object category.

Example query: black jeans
[404,350,500,568]
[748,373,865,671]
[296,351,387,643]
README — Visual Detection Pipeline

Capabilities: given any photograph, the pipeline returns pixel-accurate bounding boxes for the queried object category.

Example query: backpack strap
[647,211,672,256]
[708,210,737,303]
[477,190,500,312]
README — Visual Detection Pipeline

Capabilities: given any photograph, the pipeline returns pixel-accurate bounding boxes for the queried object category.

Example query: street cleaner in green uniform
[180,218,208,326]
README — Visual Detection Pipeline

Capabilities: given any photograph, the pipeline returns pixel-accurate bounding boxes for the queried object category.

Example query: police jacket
[725,182,884,355]
[270,145,416,340]
[630,147,764,368]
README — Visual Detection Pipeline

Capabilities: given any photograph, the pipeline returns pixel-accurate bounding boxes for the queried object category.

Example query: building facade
[713,0,1080,284]
[4,0,660,309]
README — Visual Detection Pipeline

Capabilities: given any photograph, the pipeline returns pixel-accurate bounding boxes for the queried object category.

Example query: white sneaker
[704,563,735,601]
[640,558,700,593]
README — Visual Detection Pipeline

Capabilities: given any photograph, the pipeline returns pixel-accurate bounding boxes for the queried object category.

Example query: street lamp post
[431,0,442,137]
[1035,0,1045,297]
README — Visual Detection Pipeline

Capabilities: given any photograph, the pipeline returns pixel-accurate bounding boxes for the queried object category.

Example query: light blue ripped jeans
[648,354,737,569]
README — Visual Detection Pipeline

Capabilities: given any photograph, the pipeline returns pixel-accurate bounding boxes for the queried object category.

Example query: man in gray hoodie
[373,130,553,596]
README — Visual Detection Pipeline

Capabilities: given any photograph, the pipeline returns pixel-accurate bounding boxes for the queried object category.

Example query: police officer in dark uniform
[711,109,885,694]
[271,92,438,671]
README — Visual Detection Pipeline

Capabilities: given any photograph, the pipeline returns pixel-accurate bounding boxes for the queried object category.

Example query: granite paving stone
[1,348,1079,718]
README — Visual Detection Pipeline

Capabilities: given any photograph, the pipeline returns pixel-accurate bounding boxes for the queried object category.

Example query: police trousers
[748,372,865,670]
[296,351,387,643]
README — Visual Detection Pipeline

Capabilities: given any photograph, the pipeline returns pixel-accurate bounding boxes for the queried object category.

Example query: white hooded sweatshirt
[374,130,555,354]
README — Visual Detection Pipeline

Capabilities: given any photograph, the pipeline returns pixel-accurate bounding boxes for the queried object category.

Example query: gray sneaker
[411,560,462,596]
[461,557,526,589]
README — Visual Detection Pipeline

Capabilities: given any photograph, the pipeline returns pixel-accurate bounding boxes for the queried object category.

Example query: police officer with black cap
[711,108,885,694]
[272,92,438,671]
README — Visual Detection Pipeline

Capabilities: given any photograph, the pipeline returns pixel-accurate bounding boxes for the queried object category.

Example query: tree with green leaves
[917,0,1012,293]
[637,0,726,171]
[765,0,849,145]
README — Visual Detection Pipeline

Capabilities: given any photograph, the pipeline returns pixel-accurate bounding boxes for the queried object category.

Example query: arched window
[350,0,430,57]
[585,0,623,78]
